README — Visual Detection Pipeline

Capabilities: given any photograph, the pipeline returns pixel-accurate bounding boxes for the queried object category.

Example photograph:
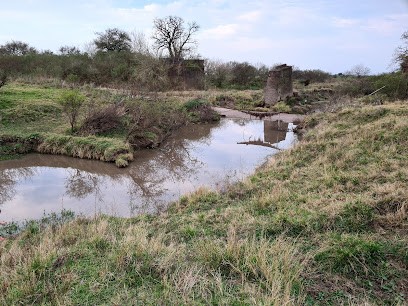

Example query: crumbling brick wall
[265,64,293,107]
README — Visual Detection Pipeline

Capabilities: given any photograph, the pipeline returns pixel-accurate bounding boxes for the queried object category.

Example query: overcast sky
[1,0,407,73]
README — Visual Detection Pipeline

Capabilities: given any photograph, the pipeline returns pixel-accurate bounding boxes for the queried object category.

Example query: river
[0,118,298,222]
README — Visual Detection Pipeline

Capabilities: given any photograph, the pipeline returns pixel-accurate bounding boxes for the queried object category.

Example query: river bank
[1,99,407,304]
[0,82,307,167]
[0,82,219,166]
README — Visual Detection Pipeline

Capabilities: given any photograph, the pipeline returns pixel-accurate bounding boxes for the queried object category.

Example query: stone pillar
[265,64,293,107]
[402,57,408,73]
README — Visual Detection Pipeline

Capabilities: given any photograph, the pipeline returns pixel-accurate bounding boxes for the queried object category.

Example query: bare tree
[83,41,97,56]
[130,31,151,55]
[345,64,371,77]
[392,31,408,72]
[152,16,200,59]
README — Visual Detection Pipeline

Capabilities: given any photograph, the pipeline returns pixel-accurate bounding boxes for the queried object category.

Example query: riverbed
[0,118,298,222]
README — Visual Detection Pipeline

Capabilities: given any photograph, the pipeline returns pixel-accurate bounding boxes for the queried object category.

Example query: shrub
[126,98,187,148]
[0,69,7,88]
[65,74,80,85]
[333,73,408,101]
[369,72,408,100]
[80,105,125,136]
[131,54,171,92]
[58,90,86,134]
[336,77,374,97]
[182,99,219,123]
[292,69,332,83]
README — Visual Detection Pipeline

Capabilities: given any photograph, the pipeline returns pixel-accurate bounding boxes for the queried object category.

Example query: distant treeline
[0,52,336,90]
[0,39,336,90]
[0,52,149,86]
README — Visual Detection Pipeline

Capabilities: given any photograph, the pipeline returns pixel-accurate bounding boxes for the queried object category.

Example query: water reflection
[64,169,103,201]
[0,168,36,205]
[0,118,298,221]
[237,121,295,149]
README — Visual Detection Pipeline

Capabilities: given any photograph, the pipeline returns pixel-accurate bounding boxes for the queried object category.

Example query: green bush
[335,73,408,100]
[182,99,219,123]
[369,72,408,100]
[58,89,86,133]
[292,69,332,83]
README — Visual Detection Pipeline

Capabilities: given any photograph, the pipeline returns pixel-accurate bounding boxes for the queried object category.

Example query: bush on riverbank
[182,99,220,123]
[1,99,407,304]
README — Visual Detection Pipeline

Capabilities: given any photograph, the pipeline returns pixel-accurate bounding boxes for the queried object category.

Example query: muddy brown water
[0,118,298,222]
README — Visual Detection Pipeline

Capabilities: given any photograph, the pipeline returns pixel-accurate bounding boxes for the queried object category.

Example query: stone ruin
[265,64,293,107]
[166,58,205,90]
[402,58,408,74]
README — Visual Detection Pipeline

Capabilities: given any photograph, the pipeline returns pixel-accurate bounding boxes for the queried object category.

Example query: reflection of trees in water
[159,139,203,182]
[0,168,36,206]
[126,139,202,212]
[0,170,17,206]
[64,169,103,202]
[125,123,216,215]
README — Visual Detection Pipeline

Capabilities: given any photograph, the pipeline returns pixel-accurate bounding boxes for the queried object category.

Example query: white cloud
[144,4,161,12]
[332,17,359,28]
[237,10,262,23]
[271,6,320,27]
[201,24,241,39]
[360,14,408,36]
[227,37,274,51]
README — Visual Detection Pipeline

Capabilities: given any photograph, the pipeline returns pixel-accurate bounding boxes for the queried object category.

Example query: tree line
[1,15,407,91]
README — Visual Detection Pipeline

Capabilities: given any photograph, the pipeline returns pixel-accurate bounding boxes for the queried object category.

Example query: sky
[1,0,407,74]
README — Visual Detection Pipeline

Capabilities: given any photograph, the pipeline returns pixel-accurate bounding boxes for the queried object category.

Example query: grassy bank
[0,81,218,166]
[0,99,406,304]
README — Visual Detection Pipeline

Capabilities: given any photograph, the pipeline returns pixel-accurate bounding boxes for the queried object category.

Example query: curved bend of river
[0,118,298,222]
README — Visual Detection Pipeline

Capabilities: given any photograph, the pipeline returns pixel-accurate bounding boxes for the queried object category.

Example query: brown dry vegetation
[0,99,407,304]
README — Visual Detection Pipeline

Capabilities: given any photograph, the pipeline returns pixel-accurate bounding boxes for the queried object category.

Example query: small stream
[0,118,298,222]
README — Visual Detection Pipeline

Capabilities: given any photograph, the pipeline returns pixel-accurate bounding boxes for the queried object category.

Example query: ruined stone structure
[166,58,205,90]
[402,57,408,73]
[265,64,293,107]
